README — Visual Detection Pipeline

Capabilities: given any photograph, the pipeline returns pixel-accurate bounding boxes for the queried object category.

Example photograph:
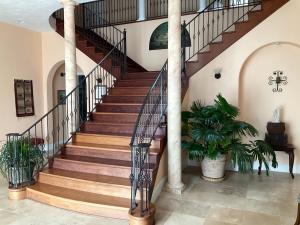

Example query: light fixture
[214,68,222,79]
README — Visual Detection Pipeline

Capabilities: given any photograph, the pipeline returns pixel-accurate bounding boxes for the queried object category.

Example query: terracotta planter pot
[201,155,226,182]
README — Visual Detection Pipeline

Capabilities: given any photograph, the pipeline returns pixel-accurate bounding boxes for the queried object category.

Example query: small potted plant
[0,135,44,187]
[182,94,278,181]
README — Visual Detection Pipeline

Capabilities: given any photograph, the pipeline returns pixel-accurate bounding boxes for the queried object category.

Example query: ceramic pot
[201,154,226,182]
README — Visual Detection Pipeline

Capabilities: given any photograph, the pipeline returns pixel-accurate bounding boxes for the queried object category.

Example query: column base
[164,182,185,195]
[137,18,146,22]
[8,187,27,200]
[129,204,156,225]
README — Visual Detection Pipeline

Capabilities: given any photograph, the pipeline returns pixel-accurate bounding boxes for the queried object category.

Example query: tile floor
[0,167,298,225]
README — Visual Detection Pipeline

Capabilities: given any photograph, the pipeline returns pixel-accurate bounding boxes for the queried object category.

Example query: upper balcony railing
[53,0,213,27]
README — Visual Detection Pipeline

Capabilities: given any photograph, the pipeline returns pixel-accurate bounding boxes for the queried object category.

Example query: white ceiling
[0,0,93,32]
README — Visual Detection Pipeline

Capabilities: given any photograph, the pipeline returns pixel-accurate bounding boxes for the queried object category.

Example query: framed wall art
[14,79,35,117]
[57,90,66,105]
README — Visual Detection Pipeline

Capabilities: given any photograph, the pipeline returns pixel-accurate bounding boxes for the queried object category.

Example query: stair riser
[115,80,154,87]
[64,147,158,163]
[92,113,138,123]
[109,88,149,95]
[73,134,161,149]
[38,173,138,199]
[96,104,141,113]
[124,73,158,80]
[102,96,145,104]
[81,124,135,135]
[53,159,142,178]
[26,189,128,219]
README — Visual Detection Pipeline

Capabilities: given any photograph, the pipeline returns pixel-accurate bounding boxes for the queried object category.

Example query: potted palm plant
[182,94,278,181]
[0,135,44,187]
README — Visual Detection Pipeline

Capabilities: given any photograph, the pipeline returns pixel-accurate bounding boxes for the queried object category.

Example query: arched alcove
[46,61,85,110]
[149,22,191,50]
[238,42,300,172]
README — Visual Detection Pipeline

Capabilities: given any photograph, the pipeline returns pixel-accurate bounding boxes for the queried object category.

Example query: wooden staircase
[24,0,289,221]
[186,0,289,77]
[27,71,166,219]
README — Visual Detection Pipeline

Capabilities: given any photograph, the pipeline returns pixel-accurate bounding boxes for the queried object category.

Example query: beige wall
[183,0,300,173]
[0,22,43,142]
[40,31,96,114]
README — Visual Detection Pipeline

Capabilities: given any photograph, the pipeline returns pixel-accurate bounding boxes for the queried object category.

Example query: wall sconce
[214,68,222,79]
[268,71,288,92]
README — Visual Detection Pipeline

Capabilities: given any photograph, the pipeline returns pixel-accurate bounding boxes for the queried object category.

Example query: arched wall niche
[238,42,300,172]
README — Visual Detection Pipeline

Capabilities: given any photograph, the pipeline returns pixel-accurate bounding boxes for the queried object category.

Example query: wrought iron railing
[52,4,125,52]
[184,0,262,61]
[129,60,168,215]
[83,0,139,25]
[146,0,201,19]
[2,38,126,188]
[129,0,263,217]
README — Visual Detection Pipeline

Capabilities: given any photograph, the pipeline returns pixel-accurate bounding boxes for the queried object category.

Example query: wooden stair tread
[76,132,164,140]
[40,168,131,186]
[84,121,135,126]
[92,112,138,115]
[81,130,133,136]
[99,103,142,105]
[68,142,160,154]
[27,183,130,208]
[57,155,156,169]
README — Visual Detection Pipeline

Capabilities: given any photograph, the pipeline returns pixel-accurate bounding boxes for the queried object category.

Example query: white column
[137,0,146,21]
[166,0,184,194]
[199,0,207,11]
[60,0,77,134]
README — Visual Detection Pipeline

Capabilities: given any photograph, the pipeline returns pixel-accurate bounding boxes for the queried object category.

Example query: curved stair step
[81,122,135,135]
[53,155,156,178]
[64,142,159,162]
[91,112,138,123]
[26,183,130,219]
[73,133,163,149]
[102,96,146,104]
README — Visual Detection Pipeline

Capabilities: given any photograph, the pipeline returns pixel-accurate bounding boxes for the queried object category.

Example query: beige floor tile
[163,212,205,225]
[206,207,243,224]
[0,170,298,225]
[203,219,236,225]
[240,210,281,225]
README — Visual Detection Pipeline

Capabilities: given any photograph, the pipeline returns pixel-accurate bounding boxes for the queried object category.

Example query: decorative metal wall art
[268,71,288,92]
[14,79,35,117]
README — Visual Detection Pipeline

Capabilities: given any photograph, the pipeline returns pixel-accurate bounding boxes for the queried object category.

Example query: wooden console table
[258,144,295,179]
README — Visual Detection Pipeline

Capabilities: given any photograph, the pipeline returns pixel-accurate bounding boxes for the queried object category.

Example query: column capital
[59,0,77,7]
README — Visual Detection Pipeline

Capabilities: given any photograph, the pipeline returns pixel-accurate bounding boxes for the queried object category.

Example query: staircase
[26,70,166,219]
[185,0,289,77]
[5,0,289,221]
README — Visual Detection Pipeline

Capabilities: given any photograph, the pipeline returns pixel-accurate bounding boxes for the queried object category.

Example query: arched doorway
[49,63,86,146]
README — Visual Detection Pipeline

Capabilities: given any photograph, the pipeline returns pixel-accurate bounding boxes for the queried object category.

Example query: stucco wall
[41,31,96,114]
[116,14,196,71]
[183,0,300,173]
[0,22,43,142]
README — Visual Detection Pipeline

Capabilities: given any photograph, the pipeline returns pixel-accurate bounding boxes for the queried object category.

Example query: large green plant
[0,136,44,184]
[182,94,278,175]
